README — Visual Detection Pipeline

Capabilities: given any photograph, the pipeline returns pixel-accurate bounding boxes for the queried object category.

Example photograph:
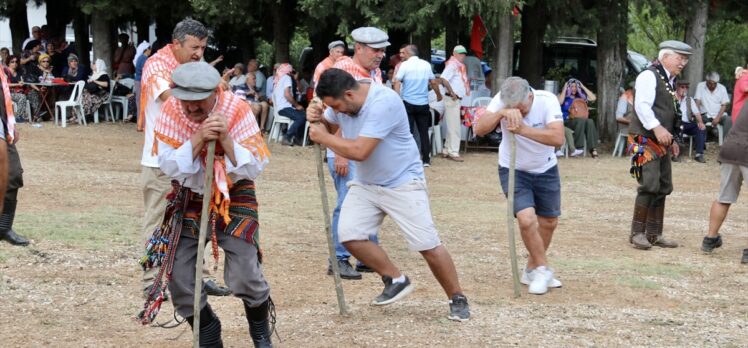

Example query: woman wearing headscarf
[76,59,110,122]
[558,78,599,158]
[133,41,151,122]
[61,54,87,82]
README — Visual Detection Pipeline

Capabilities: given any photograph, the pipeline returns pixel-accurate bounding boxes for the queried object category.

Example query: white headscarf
[91,59,108,80]
[133,41,151,66]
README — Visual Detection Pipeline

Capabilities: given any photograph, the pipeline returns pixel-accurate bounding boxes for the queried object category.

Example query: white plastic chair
[111,78,135,121]
[269,107,292,143]
[462,97,493,154]
[54,81,86,128]
[93,82,116,123]
[612,132,628,157]
[301,121,310,147]
[429,108,443,156]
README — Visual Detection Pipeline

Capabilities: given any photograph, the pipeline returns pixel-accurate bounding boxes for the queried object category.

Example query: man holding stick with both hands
[474,77,565,295]
[153,62,273,347]
[307,68,470,322]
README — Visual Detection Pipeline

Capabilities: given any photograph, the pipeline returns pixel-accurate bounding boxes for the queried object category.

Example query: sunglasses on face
[41,60,49,63]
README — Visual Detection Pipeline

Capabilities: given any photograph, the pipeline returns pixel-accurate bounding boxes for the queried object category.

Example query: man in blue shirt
[394,44,441,167]
[307,68,470,322]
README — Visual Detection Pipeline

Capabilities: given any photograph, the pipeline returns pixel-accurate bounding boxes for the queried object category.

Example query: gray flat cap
[328,40,345,50]
[659,40,693,55]
[171,62,221,101]
[351,27,390,49]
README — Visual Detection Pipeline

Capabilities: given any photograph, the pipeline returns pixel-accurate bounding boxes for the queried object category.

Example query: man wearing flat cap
[627,40,692,250]
[313,40,346,88]
[154,61,274,348]
[333,27,388,83]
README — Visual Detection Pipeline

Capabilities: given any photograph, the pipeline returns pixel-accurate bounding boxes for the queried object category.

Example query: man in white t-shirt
[474,77,565,296]
[695,71,732,138]
[438,45,470,162]
[307,68,470,322]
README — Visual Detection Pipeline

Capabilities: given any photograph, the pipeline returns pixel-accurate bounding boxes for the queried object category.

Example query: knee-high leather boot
[185,303,223,348]
[0,198,29,246]
[244,299,273,348]
[646,200,678,248]
[630,203,651,249]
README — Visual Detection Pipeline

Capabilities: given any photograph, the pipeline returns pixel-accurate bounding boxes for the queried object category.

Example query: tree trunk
[492,13,514,95]
[386,28,408,63]
[444,8,460,59]
[412,28,432,62]
[7,0,29,55]
[73,13,91,67]
[91,12,112,76]
[45,0,74,43]
[518,2,548,89]
[136,15,150,44]
[308,23,339,74]
[271,0,291,63]
[683,0,708,96]
[595,0,628,141]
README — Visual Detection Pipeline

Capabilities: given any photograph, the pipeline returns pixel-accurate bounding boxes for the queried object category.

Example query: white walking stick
[314,140,348,315]
[193,140,216,347]
[507,133,521,298]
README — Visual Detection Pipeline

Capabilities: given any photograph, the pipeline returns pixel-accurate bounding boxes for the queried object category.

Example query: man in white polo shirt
[438,45,470,162]
[695,71,731,139]
[474,77,565,295]
[394,44,441,167]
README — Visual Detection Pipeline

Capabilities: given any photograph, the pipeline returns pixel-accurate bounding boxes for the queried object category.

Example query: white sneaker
[521,268,562,288]
[528,266,553,295]
[555,150,565,157]
[570,149,584,157]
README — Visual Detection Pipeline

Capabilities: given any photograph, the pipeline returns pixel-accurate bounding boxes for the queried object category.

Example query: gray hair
[172,18,209,43]
[706,71,720,82]
[499,77,532,107]
[405,44,419,57]
[657,49,675,61]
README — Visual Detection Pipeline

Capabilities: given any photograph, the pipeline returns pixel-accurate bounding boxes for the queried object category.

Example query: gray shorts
[717,163,748,204]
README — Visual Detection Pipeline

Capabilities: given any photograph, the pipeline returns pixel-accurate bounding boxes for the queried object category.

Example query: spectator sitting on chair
[244,71,269,132]
[558,78,599,158]
[62,53,86,82]
[223,63,247,92]
[616,81,635,132]
[674,81,706,163]
[271,63,306,146]
[75,59,110,122]
[695,71,731,138]
[555,127,583,158]
[4,55,38,122]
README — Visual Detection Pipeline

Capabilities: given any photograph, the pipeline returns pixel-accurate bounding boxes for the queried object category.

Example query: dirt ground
[0,122,747,347]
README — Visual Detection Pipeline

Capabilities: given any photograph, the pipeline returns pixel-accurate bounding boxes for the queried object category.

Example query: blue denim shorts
[499,165,561,217]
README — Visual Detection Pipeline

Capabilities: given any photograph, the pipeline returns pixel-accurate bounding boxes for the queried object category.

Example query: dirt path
[0,123,746,347]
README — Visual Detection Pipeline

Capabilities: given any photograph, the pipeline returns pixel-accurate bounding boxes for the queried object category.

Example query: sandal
[590,149,598,158]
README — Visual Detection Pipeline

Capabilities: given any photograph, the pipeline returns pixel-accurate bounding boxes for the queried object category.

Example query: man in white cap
[313,40,346,88]
[437,45,470,162]
[627,40,692,250]
[333,27,388,83]
[309,68,470,322]
[154,61,273,348]
[695,71,731,139]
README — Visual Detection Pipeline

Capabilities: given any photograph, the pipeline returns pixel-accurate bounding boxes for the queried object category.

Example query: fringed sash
[627,135,668,179]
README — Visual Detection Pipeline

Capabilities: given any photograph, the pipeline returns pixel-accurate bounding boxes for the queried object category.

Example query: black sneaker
[327,259,362,280]
[371,276,413,306]
[742,249,748,264]
[447,294,470,322]
[281,136,295,146]
[695,154,706,163]
[355,263,375,273]
[701,234,723,253]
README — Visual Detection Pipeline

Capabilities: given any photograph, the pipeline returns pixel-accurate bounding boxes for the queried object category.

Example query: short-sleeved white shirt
[324,84,424,188]
[694,81,730,117]
[272,75,293,111]
[486,89,563,173]
[441,63,467,99]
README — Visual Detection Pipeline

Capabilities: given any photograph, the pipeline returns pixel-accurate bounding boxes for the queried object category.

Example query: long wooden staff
[313,123,348,315]
[507,133,521,298]
[192,140,216,347]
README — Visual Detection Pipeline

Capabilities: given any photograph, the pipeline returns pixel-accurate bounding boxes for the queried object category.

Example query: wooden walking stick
[192,140,216,347]
[506,133,521,298]
[313,121,348,315]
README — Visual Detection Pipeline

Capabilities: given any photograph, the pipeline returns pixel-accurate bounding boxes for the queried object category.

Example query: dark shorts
[499,165,561,217]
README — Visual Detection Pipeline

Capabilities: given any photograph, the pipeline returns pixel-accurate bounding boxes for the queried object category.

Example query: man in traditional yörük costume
[0,65,29,246]
[138,62,273,347]
[628,40,692,250]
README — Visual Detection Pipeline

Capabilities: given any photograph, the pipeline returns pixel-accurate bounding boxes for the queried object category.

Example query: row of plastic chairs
[54,80,130,128]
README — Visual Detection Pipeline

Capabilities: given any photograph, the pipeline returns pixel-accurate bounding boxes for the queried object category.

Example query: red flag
[470,15,488,59]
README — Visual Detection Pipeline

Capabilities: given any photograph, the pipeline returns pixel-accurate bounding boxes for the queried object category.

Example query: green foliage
[704,19,748,90]
[627,1,683,59]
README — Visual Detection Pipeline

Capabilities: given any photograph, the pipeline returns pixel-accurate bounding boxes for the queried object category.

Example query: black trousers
[404,101,431,164]
[635,155,672,208]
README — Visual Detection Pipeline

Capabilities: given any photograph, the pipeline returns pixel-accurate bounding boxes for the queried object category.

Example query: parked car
[512,37,650,92]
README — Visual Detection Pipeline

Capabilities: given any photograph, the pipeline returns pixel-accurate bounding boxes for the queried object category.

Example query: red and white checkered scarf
[138,44,179,131]
[333,56,382,84]
[273,63,293,88]
[154,91,270,223]
[445,56,469,92]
